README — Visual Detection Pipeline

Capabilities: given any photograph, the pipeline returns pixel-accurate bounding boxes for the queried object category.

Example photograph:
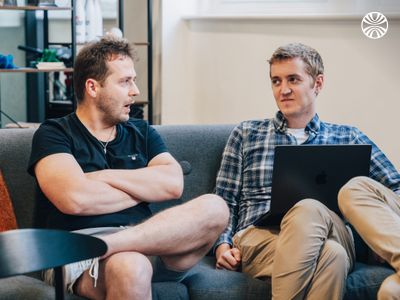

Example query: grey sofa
[0,125,395,300]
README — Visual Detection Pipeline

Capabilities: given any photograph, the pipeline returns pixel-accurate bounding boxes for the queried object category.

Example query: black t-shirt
[28,113,168,230]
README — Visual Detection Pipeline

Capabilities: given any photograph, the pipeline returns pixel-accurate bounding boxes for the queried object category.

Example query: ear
[85,79,99,98]
[314,74,324,95]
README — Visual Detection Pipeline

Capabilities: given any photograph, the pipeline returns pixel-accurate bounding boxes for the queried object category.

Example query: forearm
[35,153,141,216]
[43,177,141,216]
[89,164,183,202]
[70,179,141,215]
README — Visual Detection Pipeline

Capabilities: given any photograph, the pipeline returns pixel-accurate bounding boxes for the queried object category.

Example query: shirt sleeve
[27,121,72,177]
[147,125,168,161]
[353,127,400,195]
[214,124,244,248]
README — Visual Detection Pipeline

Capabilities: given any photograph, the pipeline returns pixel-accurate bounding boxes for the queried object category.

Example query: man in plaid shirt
[214,43,400,300]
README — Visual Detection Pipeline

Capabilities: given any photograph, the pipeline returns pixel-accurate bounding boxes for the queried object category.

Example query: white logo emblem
[361,12,388,39]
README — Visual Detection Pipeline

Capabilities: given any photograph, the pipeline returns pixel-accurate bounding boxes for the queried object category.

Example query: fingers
[216,259,235,270]
[231,248,241,262]
[216,248,241,271]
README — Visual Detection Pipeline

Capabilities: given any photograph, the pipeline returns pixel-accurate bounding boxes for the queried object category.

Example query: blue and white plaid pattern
[215,112,400,247]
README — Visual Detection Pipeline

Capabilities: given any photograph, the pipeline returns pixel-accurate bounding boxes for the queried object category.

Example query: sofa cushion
[184,256,269,300]
[0,275,81,300]
[185,257,394,300]
[0,275,189,300]
[152,282,189,299]
[344,262,394,300]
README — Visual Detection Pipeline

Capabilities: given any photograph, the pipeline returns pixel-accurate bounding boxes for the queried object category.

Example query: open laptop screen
[254,144,371,227]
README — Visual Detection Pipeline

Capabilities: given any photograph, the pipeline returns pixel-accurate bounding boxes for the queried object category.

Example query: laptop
[254,144,372,227]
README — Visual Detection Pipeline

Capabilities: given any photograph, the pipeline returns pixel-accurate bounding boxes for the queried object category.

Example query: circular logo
[361,12,389,39]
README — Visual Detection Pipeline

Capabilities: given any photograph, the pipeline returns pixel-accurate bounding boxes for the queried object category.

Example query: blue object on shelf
[0,54,16,69]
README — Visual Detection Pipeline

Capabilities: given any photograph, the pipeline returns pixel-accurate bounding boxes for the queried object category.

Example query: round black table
[0,228,107,300]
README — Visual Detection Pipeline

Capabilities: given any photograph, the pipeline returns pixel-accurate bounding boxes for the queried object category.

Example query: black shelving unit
[25,0,76,122]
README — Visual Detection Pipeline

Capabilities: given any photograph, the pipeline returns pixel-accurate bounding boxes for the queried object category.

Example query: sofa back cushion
[150,125,234,213]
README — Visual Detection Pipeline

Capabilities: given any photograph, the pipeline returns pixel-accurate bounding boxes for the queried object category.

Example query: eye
[271,79,280,86]
[288,77,300,84]
[121,78,133,86]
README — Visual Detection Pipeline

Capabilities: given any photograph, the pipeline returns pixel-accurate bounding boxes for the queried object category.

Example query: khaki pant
[339,176,400,300]
[233,199,355,300]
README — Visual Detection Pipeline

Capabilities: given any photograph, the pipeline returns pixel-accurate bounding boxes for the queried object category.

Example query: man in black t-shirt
[28,37,229,299]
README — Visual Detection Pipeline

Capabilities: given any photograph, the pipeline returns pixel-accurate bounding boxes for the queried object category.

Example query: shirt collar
[305,113,321,134]
[273,111,321,134]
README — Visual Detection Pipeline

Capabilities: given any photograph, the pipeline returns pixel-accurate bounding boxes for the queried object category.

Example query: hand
[215,243,241,271]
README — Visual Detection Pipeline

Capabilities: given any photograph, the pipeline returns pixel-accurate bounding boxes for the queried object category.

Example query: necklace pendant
[98,126,115,156]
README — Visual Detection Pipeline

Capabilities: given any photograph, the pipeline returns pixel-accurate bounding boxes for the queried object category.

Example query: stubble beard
[97,94,127,125]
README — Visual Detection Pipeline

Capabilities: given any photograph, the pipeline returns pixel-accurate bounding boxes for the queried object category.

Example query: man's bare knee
[106,252,153,281]
[104,252,152,298]
[193,194,229,232]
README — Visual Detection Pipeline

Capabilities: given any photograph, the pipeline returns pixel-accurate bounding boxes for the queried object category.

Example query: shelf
[49,100,73,105]
[133,100,149,106]
[133,42,150,46]
[0,5,71,11]
[0,67,73,73]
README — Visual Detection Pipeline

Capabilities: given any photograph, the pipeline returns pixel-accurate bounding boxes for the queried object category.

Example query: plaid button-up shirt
[215,112,400,247]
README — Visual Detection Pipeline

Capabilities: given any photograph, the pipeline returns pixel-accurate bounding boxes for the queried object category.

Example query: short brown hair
[268,43,324,81]
[73,37,134,103]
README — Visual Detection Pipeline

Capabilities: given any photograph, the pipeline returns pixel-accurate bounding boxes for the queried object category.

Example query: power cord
[0,110,23,128]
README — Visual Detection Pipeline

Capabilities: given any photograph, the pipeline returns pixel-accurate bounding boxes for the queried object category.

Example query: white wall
[161,0,197,124]
[161,2,400,169]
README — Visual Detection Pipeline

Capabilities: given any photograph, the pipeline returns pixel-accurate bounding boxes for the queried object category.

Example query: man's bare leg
[75,251,153,300]
[102,194,229,270]
[74,194,228,299]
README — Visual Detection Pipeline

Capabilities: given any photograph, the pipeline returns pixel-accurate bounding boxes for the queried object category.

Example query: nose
[129,82,140,97]
[281,81,292,96]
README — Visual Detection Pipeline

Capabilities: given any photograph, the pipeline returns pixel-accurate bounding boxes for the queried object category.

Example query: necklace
[98,126,115,154]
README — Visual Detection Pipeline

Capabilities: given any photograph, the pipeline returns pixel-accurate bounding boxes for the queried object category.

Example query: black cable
[0,110,23,128]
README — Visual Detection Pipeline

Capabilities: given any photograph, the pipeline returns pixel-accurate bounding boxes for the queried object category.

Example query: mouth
[281,98,294,102]
[123,101,134,108]
[123,103,132,114]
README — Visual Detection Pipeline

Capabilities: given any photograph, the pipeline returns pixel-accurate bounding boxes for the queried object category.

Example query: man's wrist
[215,243,232,258]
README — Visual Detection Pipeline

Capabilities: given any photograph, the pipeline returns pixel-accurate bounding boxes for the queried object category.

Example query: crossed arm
[34,152,183,216]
